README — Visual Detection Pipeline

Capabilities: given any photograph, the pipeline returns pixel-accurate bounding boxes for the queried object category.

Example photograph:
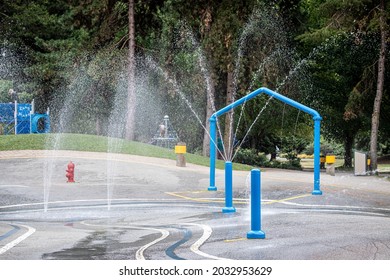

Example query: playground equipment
[209,87,323,212]
[151,115,178,149]
[0,100,50,135]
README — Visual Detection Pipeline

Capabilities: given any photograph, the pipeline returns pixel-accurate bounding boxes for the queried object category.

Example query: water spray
[209,87,323,196]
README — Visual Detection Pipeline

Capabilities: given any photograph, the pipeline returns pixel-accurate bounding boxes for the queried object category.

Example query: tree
[370,0,388,172]
[125,0,136,140]
[298,0,389,167]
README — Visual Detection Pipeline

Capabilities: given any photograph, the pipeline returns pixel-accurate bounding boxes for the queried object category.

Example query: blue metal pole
[222,161,236,213]
[208,116,217,191]
[247,169,265,239]
[214,87,321,121]
[312,117,322,195]
[261,87,321,119]
[214,88,263,117]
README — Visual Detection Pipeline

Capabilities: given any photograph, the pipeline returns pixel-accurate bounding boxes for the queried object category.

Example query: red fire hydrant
[66,161,75,183]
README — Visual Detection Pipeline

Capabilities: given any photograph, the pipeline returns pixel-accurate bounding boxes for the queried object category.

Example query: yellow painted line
[165,191,250,204]
[224,237,246,243]
[263,193,311,205]
[166,191,311,206]
[165,192,216,203]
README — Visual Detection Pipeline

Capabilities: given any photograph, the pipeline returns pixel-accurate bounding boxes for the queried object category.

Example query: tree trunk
[96,117,101,135]
[125,0,136,140]
[369,0,387,172]
[202,77,215,157]
[201,6,214,157]
[224,70,234,160]
[344,134,354,168]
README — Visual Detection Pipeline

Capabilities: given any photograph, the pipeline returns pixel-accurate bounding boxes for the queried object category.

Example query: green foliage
[233,148,268,166]
[265,157,302,170]
[1,0,389,165]
[304,139,345,156]
[0,80,13,102]
[233,147,302,170]
[297,0,379,49]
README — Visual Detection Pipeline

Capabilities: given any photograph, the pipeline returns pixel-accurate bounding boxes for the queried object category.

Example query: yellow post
[325,154,336,176]
[175,145,186,154]
[325,155,335,164]
[175,142,186,167]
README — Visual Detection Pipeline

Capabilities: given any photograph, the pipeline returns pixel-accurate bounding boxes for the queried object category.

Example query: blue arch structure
[208,87,322,196]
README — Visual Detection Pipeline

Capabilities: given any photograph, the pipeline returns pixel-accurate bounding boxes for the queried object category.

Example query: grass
[0,133,253,171]
[378,164,390,172]
[3,133,387,173]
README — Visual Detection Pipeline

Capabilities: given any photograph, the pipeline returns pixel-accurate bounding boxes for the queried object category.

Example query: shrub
[263,160,301,170]
[234,148,302,170]
[233,148,268,166]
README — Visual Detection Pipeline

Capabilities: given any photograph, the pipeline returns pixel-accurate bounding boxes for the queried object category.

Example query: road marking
[0,185,31,188]
[166,191,248,204]
[0,198,182,210]
[80,221,170,260]
[81,221,229,260]
[224,237,246,242]
[0,203,222,217]
[166,192,223,203]
[183,223,230,260]
[135,227,170,260]
[0,225,20,241]
[278,200,390,214]
[166,191,311,206]
[165,227,192,260]
[0,224,36,255]
[263,194,312,205]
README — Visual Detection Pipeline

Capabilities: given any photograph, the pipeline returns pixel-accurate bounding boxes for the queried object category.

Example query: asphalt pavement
[1,150,390,260]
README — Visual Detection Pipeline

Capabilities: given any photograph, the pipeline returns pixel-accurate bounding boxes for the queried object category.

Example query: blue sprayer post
[208,116,217,191]
[247,169,265,239]
[222,161,236,213]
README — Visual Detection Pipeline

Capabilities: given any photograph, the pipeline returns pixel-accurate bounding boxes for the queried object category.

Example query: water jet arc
[208,87,322,195]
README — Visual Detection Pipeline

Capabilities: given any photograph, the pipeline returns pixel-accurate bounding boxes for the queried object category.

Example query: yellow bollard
[325,154,336,176]
[325,155,336,164]
[175,142,186,167]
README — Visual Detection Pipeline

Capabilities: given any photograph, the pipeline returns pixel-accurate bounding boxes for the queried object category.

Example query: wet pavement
[1,150,390,260]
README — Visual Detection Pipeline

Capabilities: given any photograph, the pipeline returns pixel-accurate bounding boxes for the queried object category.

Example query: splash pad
[208,87,323,213]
